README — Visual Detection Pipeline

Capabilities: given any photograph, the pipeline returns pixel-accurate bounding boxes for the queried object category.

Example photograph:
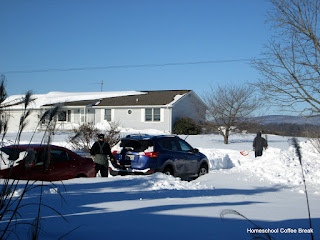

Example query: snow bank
[140,173,215,190]
[118,127,168,135]
[190,134,320,189]
[95,120,111,131]
[234,140,320,188]
[199,148,235,170]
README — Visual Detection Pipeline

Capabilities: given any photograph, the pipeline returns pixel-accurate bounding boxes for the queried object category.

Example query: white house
[2,90,207,133]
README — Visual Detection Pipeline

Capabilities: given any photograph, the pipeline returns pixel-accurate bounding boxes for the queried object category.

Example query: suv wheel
[163,166,174,176]
[198,164,208,177]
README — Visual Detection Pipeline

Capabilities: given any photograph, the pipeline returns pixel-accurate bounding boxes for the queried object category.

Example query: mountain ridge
[249,115,320,126]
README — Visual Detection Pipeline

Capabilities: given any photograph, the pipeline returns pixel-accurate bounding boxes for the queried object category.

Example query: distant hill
[250,115,320,126]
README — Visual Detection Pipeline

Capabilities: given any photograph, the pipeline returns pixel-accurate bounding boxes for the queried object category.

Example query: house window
[153,108,160,121]
[145,108,161,122]
[104,109,111,122]
[1,113,7,122]
[58,110,71,122]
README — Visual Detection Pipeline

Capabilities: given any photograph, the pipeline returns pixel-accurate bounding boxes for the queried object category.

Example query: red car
[0,144,96,181]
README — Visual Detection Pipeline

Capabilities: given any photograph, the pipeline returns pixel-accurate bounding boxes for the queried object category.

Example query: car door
[25,148,52,180]
[46,148,76,181]
[177,139,199,176]
[157,138,184,175]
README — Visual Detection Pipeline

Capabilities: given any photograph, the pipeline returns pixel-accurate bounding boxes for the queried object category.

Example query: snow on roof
[3,91,146,109]
[168,94,185,106]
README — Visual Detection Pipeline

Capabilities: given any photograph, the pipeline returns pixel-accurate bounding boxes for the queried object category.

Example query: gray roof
[42,90,191,107]
[96,90,191,107]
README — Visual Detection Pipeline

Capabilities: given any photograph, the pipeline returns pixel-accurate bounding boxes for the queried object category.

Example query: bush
[69,123,99,152]
[173,117,201,135]
[103,122,121,148]
[69,122,121,152]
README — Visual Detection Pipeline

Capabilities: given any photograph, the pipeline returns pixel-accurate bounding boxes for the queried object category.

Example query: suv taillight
[140,152,159,158]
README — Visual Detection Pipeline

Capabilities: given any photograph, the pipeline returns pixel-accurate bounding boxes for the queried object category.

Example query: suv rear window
[120,140,153,152]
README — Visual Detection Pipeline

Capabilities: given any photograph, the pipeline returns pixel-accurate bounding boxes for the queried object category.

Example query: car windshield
[120,140,153,152]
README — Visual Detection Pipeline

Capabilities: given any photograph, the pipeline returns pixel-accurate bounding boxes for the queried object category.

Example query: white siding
[5,109,41,132]
[172,92,206,126]
[96,107,172,133]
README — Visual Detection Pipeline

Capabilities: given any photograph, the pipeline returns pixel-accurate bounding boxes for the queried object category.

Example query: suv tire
[163,166,174,176]
[198,163,208,177]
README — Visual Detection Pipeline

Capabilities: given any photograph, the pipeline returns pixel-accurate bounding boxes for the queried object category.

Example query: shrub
[173,117,201,135]
[103,122,121,148]
[69,123,99,152]
[69,122,121,152]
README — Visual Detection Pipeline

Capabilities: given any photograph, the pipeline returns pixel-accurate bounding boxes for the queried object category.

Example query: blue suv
[110,135,209,179]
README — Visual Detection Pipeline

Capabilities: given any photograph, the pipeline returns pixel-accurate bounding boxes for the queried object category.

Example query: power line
[1,58,256,75]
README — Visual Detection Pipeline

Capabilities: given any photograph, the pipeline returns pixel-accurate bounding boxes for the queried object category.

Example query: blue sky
[1,0,271,99]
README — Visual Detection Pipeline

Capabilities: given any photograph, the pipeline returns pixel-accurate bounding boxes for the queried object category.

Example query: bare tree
[203,84,260,144]
[254,0,320,116]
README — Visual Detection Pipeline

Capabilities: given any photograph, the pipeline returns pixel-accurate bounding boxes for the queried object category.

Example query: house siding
[96,107,172,133]
[172,92,206,126]
[5,109,40,132]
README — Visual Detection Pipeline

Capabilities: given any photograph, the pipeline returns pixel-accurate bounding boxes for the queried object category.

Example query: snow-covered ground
[1,131,319,240]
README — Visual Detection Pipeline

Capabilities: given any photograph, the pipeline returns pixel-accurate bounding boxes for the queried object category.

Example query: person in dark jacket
[253,132,268,158]
[90,134,114,177]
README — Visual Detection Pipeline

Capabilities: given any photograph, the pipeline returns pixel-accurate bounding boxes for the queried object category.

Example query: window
[1,113,7,122]
[153,108,160,121]
[178,139,193,152]
[104,109,111,121]
[58,110,71,122]
[58,111,66,121]
[51,150,71,162]
[159,138,180,151]
[145,108,161,122]
[145,109,152,121]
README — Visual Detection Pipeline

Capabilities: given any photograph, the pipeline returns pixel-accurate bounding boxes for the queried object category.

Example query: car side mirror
[193,148,199,154]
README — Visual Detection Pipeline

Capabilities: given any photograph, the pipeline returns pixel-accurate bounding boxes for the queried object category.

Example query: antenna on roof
[93,80,104,92]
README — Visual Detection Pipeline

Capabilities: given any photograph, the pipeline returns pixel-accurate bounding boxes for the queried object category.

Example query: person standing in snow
[253,132,268,158]
[90,134,114,177]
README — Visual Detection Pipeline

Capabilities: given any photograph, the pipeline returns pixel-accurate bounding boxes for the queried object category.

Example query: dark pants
[95,163,108,177]
[255,150,263,158]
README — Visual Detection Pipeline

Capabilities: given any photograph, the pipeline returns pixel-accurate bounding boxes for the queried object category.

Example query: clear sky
[1,0,271,99]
